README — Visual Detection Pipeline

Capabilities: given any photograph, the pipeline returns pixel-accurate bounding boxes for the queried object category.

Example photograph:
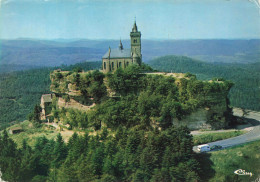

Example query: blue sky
[0,0,260,40]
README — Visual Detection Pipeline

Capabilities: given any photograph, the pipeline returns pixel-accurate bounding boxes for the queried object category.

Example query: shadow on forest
[228,116,260,130]
[195,153,215,181]
[245,118,260,126]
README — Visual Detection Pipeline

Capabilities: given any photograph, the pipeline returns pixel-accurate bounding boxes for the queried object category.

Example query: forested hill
[148,55,260,111]
[0,62,101,130]
[1,39,259,73]
[0,64,231,182]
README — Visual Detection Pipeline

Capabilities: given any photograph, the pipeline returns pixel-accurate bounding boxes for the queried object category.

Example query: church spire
[108,46,111,58]
[118,39,123,50]
[132,18,138,32]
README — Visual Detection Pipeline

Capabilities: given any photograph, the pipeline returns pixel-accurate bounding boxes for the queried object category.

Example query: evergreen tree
[0,130,20,182]
[52,133,67,168]
[91,144,105,176]
[28,104,42,126]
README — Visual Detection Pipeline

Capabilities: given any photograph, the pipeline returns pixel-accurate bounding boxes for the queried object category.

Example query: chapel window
[104,62,106,69]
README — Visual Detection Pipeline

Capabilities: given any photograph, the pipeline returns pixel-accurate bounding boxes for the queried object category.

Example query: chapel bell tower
[130,20,142,64]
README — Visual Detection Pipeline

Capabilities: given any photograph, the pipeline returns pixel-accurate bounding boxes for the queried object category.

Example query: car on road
[210,145,222,151]
[197,144,210,152]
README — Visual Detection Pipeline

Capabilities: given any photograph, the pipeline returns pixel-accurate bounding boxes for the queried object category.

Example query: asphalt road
[193,125,260,152]
[193,110,260,153]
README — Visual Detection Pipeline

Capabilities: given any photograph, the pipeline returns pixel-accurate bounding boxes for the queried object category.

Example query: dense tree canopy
[50,65,233,131]
[149,55,260,111]
[0,126,200,182]
[84,65,232,130]
[0,63,234,181]
[0,62,101,130]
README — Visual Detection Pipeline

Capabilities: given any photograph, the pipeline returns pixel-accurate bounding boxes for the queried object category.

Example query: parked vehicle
[210,145,222,151]
[197,144,210,152]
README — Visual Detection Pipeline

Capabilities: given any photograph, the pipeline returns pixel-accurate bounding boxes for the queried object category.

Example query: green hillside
[0,125,200,182]
[0,63,256,182]
[149,55,260,111]
[0,65,233,182]
[197,140,260,182]
[0,62,101,130]
[1,55,258,131]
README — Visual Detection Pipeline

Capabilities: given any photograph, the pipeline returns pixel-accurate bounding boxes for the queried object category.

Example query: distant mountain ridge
[0,39,259,72]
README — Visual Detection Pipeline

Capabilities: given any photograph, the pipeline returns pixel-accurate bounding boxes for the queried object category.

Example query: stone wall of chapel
[103,58,133,73]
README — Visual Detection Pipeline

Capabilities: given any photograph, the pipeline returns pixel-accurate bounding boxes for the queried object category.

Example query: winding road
[193,108,260,152]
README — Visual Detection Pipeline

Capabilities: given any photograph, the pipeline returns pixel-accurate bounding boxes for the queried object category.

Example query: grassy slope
[3,121,62,148]
[193,130,247,146]
[197,140,260,182]
[4,120,84,149]
[4,120,105,148]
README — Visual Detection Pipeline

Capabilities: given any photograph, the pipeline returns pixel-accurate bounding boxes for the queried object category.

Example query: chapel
[102,21,142,73]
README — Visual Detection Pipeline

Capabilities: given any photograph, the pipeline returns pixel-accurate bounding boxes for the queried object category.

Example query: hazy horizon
[2,38,260,41]
[0,0,260,40]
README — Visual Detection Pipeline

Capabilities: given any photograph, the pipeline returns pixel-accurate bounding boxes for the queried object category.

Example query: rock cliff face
[57,97,95,111]
[174,108,212,130]
[173,106,227,130]
[50,70,82,96]
[48,70,231,130]
[173,90,229,130]
[47,70,97,123]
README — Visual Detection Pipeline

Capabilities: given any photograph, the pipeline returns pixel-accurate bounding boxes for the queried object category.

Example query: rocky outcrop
[173,91,229,130]
[49,70,231,130]
[173,107,226,130]
[57,97,95,111]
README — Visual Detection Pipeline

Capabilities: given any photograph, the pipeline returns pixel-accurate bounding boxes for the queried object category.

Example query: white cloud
[248,0,260,14]
[249,0,260,8]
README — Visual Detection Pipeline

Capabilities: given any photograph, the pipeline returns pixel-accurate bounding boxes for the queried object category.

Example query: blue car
[210,145,222,151]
